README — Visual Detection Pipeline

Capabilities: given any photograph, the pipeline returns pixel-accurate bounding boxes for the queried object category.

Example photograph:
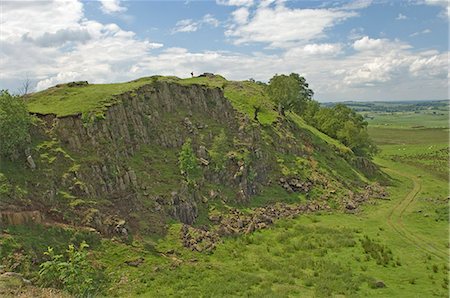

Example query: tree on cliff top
[267,73,314,116]
[0,90,31,157]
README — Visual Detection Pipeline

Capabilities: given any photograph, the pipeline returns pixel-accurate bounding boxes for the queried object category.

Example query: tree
[0,90,31,157]
[18,76,32,96]
[178,138,200,184]
[313,104,377,157]
[266,73,313,116]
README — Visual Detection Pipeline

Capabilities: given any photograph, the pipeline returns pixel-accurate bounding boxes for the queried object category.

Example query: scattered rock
[280,177,312,193]
[199,158,209,166]
[183,117,194,133]
[26,155,36,169]
[125,257,144,267]
[199,72,215,78]
[66,81,88,87]
[346,201,357,210]
[374,280,386,288]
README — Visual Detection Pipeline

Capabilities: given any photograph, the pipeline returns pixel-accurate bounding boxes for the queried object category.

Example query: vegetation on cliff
[1,74,420,297]
[0,90,31,157]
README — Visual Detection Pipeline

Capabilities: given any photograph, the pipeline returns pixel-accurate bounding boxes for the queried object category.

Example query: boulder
[345,201,357,210]
[26,155,36,169]
[125,257,144,267]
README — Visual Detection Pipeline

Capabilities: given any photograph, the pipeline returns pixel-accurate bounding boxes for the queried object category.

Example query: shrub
[38,241,104,296]
[0,90,30,157]
[178,138,200,185]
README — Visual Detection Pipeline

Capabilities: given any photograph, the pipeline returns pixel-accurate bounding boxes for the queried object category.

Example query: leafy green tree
[178,138,200,184]
[0,90,30,157]
[267,73,313,116]
[39,241,102,297]
[314,104,377,157]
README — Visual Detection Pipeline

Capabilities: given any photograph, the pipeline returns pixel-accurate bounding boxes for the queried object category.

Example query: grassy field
[86,106,448,297]
[8,83,449,296]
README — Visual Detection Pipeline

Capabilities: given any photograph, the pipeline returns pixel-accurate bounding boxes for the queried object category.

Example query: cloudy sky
[1,0,448,101]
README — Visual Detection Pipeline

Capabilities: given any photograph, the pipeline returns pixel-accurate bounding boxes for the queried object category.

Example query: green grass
[365,111,449,129]
[129,144,182,197]
[26,78,156,118]
[180,76,278,125]
[368,127,449,145]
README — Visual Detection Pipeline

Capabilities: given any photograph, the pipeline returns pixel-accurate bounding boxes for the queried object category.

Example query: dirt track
[385,168,447,261]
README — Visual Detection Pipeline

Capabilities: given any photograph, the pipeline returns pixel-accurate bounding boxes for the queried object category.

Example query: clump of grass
[360,235,395,266]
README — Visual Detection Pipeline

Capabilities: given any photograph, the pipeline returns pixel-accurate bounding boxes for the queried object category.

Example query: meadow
[3,94,448,297]
[94,101,448,297]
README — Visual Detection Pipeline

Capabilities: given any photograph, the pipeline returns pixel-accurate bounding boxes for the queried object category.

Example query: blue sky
[1,0,448,101]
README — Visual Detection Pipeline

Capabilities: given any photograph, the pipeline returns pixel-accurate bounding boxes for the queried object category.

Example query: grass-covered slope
[27,78,156,117]
[0,74,388,296]
[2,74,372,226]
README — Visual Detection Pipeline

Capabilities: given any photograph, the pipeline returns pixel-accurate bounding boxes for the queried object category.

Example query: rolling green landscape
[0,76,448,297]
[1,1,449,297]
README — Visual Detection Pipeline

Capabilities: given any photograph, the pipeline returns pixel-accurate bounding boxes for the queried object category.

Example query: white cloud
[339,0,373,10]
[129,36,447,101]
[410,29,432,37]
[172,19,199,33]
[348,27,365,40]
[337,38,446,89]
[172,14,220,34]
[0,0,162,91]
[35,71,82,91]
[203,14,220,27]
[353,36,386,51]
[0,0,447,102]
[216,0,254,7]
[285,43,343,57]
[352,36,411,52]
[232,7,250,24]
[396,13,408,20]
[22,28,91,47]
[226,4,357,47]
[422,0,450,18]
[99,0,127,14]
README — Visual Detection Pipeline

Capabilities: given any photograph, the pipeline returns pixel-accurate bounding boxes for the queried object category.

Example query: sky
[0,0,448,101]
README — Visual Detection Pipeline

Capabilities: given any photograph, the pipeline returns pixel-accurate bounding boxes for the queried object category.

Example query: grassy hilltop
[0,76,448,297]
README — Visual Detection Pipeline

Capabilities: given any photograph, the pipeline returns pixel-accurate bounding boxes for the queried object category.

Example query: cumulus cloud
[232,7,250,24]
[216,0,254,7]
[337,38,446,89]
[353,36,386,51]
[0,0,447,101]
[226,3,357,47]
[99,0,127,14]
[352,36,411,52]
[0,0,163,91]
[339,0,373,10]
[285,43,343,57]
[21,28,91,47]
[172,14,220,34]
[422,0,450,18]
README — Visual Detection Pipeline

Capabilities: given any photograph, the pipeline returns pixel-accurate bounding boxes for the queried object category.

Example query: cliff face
[0,78,376,236]
[2,81,271,234]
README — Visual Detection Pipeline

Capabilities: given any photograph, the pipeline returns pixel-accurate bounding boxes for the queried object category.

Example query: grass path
[384,167,447,261]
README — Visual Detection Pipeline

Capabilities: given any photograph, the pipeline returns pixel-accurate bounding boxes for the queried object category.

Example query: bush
[39,241,104,296]
[0,90,31,157]
[178,138,200,185]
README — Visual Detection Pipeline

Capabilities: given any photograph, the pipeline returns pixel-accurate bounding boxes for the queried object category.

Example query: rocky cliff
[0,76,379,237]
